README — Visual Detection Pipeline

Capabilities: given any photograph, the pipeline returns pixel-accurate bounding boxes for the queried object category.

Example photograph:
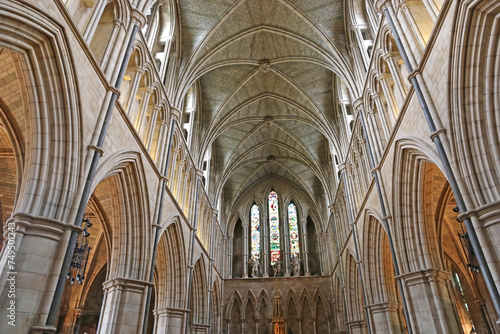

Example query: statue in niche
[273,260,281,277]
[291,257,301,277]
[250,258,261,278]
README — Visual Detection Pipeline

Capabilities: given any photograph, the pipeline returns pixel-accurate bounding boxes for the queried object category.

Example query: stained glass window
[250,204,260,261]
[288,202,300,260]
[269,190,280,265]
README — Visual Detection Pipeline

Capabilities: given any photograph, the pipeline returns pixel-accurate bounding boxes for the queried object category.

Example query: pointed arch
[0,1,82,221]
[345,251,365,326]
[155,218,186,309]
[392,138,445,274]
[92,151,152,281]
[190,257,208,326]
[301,295,315,332]
[226,291,243,334]
[211,279,221,333]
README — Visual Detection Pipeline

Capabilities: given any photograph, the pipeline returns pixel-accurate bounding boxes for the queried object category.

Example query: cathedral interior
[0,0,499,333]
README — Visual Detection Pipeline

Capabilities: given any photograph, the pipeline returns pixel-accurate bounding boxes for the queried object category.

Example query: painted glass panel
[288,203,300,259]
[250,204,260,261]
[269,190,280,265]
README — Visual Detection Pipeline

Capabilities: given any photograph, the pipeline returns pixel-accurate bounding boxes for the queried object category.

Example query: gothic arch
[392,138,444,274]
[345,251,365,327]
[361,210,395,305]
[225,290,243,333]
[190,257,208,326]
[92,151,152,281]
[263,182,285,215]
[283,289,300,318]
[449,0,500,210]
[256,290,272,319]
[0,1,82,221]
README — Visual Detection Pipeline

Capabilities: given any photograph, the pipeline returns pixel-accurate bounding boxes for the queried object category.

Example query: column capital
[395,268,452,284]
[130,8,147,29]
[170,107,182,121]
[377,73,389,81]
[374,0,392,13]
[352,98,364,111]
[9,212,83,241]
[382,52,394,61]
[152,104,161,112]
[102,277,153,293]
[195,168,204,179]
[134,66,146,75]
[130,9,147,28]
[408,69,421,81]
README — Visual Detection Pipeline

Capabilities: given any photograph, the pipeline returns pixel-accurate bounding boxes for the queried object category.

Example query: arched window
[288,202,300,260]
[250,204,260,261]
[268,190,280,265]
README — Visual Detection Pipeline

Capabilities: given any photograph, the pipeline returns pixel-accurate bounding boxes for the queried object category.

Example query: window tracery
[269,190,281,265]
[288,202,300,260]
[250,204,260,261]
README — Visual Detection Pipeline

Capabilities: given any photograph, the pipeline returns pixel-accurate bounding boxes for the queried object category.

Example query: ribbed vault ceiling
[172,0,355,220]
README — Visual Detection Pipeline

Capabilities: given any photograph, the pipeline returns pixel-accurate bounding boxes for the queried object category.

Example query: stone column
[353,98,381,162]
[153,307,169,334]
[367,108,383,160]
[144,104,161,148]
[318,232,327,275]
[82,0,108,42]
[154,120,169,165]
[134,86,153,132]
[166,307,187,334]
[262,216,269,277]
[164,52,178,95]
[100,19,123,76]
[301,220,310,276]
[174,160,185,199]
[377,74,398,124]
[180,175,190,214]
[242,223,249,278]
[71,308,84,334]
[351,25,370,69]
[382,52,407,103]
[349,42,366,85]
[159,36,173,78]
[464,203,500,294]
[339,102,353,139]
[398,268,462,333]
[371,91,392,139]
[347,320,367,334]
[124,67,145,114]
[0,213,81,333]
[399,0,426,57]
[367,302,404,334]
[98,277,151,334]
[227,237,233,278]
[191,323,210,334]
[282,214,290,277]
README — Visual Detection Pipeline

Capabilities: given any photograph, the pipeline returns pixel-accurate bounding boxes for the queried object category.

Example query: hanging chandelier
[67,218,92,284]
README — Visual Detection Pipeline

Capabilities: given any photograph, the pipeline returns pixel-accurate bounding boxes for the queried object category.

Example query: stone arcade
[0,0,499,333]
